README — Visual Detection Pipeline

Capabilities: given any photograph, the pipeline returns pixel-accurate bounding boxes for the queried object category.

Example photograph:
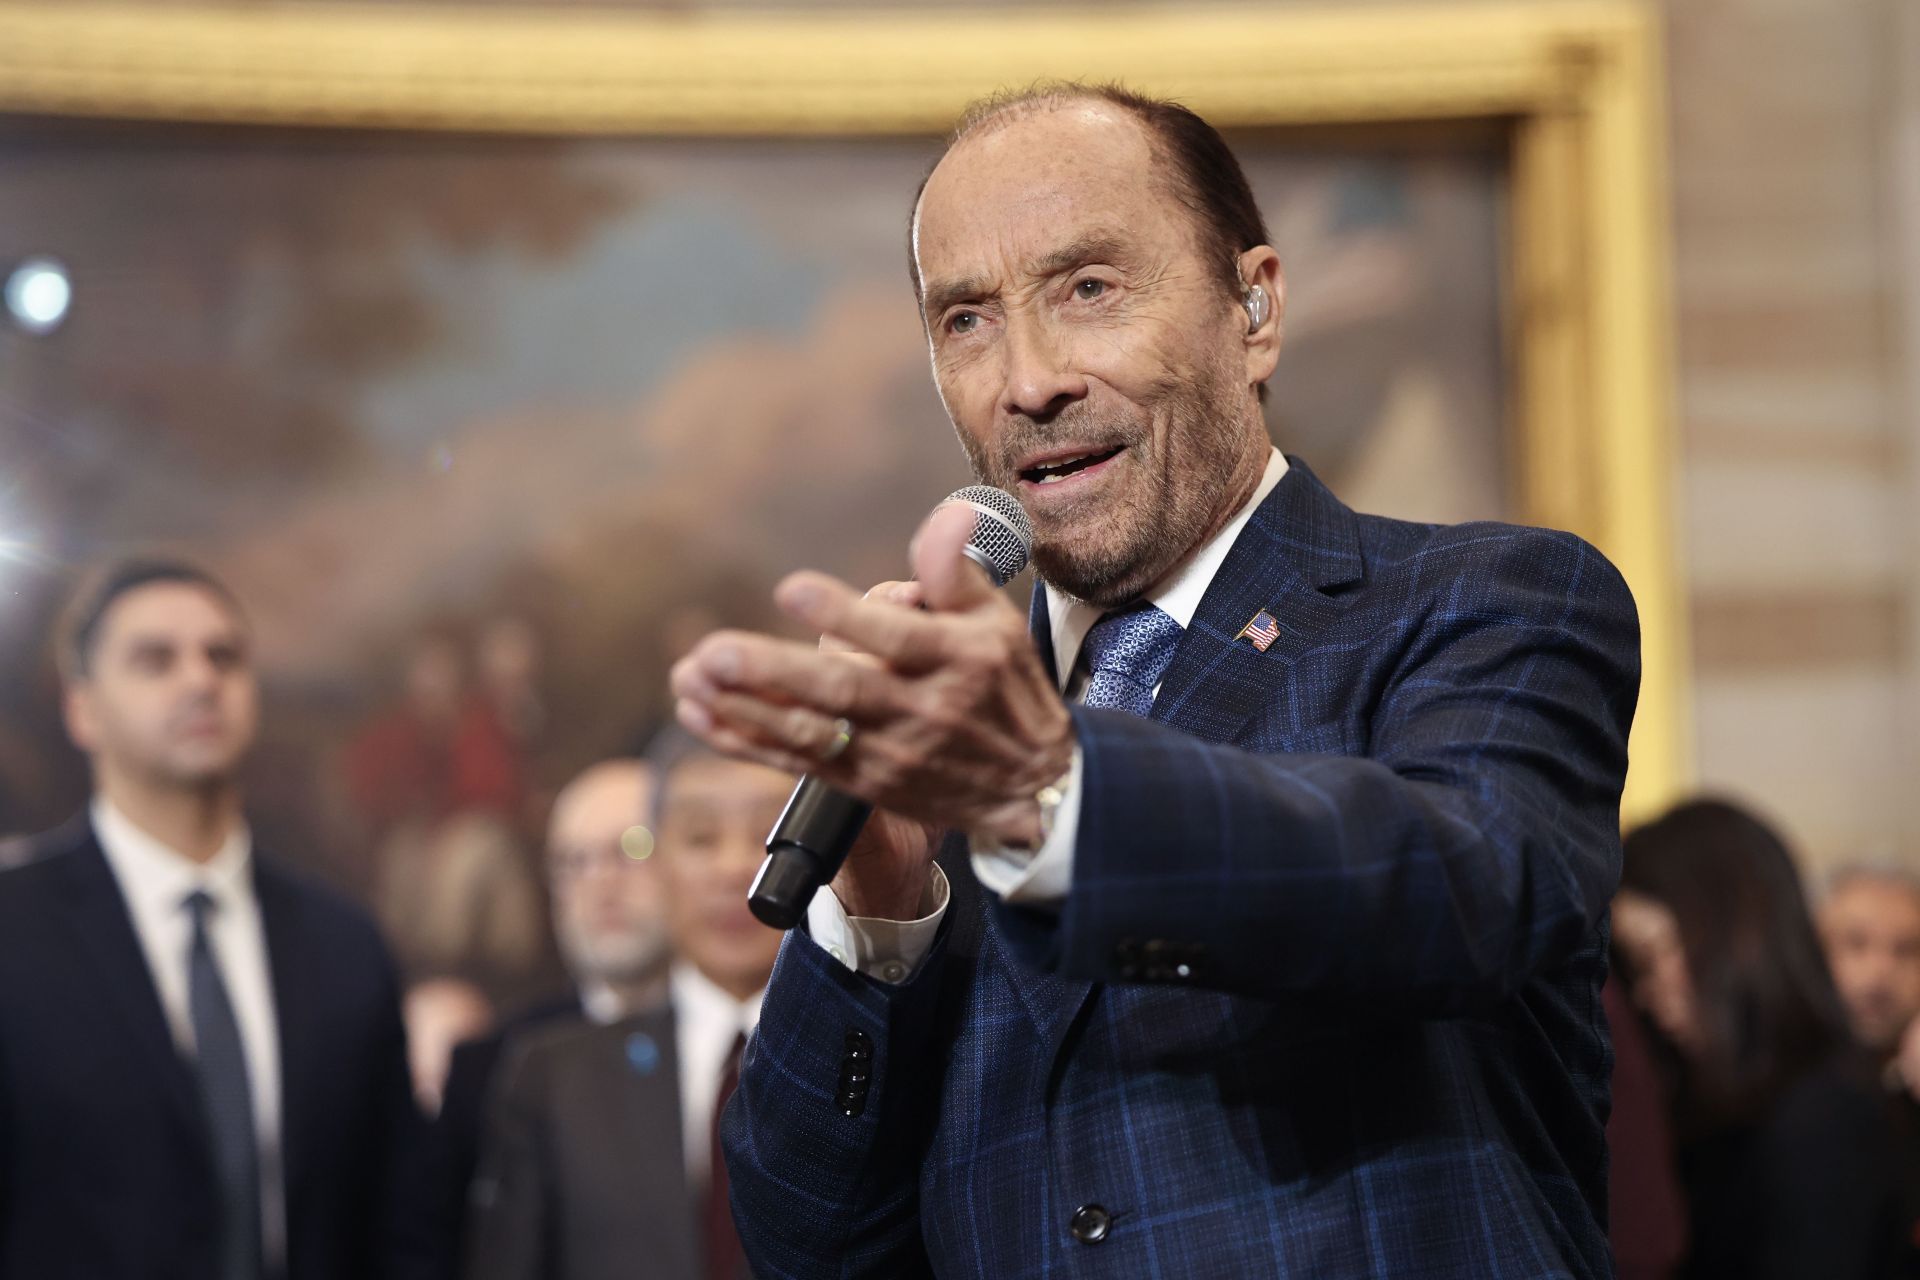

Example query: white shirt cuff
[969,743,1081,907]
[804,862,950,985]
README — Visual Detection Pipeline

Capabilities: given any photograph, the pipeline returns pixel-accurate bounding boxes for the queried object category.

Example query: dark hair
[1620,798,1855,1127]
[910,80,1272,302]
[56,557,243,680]
[641,723,727,825]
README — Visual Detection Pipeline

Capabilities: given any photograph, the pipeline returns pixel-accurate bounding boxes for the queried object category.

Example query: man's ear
[1238,246,1284,387]
[62,681,99,754]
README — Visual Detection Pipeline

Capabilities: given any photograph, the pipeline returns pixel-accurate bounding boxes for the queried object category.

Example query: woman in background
[1616,798,1904,1279]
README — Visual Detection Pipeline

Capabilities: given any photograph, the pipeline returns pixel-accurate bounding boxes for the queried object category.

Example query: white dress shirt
[92,795,286,1258]
[669,961,764,1187]
[808,447,1291,980]
[578,979,629,1027]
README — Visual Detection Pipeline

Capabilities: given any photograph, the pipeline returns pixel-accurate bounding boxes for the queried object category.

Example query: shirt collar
[579,980,627,1026]
[1044,447,1289,692]
[91,794,253,917]
[667,960,764,1036]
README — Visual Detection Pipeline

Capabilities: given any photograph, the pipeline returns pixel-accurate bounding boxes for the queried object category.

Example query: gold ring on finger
[820,716,855,762]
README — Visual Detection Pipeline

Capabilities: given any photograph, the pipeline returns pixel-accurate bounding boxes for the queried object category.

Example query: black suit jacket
[429,997,583,1277]
[464,1004,749,1280]
[0,817,433,1280]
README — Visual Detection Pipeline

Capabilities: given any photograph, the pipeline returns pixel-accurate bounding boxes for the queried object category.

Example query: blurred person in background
[353,625,546,995]
[377,808,546,996]
[462,731,787,1280]
[1823,865,1920,1074]
[0,558,431,1279]
[1605,966,1690,1280]
[469,614,544,817]
[1822,864,1920,1267]
[345,628,473,840]
[405,978,496,1116]
[430,756,669,1271]
[1615,798,1903,1279]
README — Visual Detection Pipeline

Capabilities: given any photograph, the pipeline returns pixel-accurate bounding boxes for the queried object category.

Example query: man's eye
[131,649,172,674]
[948,311,979,335]
[1073,278,1109,301]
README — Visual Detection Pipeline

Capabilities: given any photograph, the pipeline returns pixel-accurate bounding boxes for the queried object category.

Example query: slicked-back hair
[56,557,244,681]
[910,80,1273,303]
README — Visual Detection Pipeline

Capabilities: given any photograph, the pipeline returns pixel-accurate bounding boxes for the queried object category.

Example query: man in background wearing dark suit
[673,83,1640,1277]
[0,559,432,1279]
[429,756,670,1270]
[462,732,787,1280]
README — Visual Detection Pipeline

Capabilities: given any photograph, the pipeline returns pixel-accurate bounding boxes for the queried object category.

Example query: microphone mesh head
[944,485,1032,587]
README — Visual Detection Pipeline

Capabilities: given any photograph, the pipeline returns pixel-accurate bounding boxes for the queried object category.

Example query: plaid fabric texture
[724,459,1640,1279]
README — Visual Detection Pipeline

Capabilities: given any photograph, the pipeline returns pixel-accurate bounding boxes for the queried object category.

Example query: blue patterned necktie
[183,889,263,1280]
[1080,601,1184,718]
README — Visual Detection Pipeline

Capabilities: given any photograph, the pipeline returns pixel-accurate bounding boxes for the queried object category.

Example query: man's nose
[178,650,224,692]
[720,840,764,885]
[998,313,1088,421]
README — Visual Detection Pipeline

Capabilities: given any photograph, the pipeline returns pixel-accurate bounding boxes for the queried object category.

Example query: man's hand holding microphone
[669,493,1072,924]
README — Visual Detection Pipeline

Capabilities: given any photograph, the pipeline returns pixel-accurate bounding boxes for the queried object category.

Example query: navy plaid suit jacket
[723,459,1640,1278]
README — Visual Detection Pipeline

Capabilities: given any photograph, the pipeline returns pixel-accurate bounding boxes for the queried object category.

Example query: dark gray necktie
[183,889,263,1280]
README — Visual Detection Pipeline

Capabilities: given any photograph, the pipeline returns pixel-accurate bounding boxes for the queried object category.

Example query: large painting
[0,122,1508,817]
[0,2,1678,987]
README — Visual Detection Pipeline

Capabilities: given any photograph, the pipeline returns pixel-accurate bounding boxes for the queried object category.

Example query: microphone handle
[748,776,874,929]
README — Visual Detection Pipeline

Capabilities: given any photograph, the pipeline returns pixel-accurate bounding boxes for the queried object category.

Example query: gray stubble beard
[957,351,1257,609]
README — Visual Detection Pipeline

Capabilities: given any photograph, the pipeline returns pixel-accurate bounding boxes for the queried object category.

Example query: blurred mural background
[0,110,1507,988]
[0,0,1916,979]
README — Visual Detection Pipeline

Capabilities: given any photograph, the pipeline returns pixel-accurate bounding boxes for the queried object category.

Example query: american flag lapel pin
[1237,609,1281,653]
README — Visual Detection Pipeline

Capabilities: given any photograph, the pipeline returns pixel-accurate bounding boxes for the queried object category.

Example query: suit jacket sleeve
[722,923,949,1280]
[366,936,443,1280]
[460,1040,553,1280]
[1001,528,1639,1011]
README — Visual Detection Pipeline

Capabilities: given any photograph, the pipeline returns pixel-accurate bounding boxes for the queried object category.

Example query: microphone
[747,485,1033,930]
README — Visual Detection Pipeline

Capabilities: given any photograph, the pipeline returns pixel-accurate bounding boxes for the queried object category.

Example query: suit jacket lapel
[1005,585,1098,1052]
[53,830,211,1148]
[1000,460,1364,1052]
[1153,459,1364,742]
[614,1005,697,1242]
[255,862,311,1190]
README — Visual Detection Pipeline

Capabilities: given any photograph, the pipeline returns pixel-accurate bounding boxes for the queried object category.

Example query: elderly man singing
[671,83,1639,1279]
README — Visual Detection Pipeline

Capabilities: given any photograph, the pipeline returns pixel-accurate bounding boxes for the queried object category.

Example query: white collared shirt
[578,979,628,1027]
[92,795,286,1257]
[669,961,763,1187]
[808,447,1290,978]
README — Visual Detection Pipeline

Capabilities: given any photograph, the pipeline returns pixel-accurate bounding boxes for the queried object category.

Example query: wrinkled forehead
[913,103,1188,283]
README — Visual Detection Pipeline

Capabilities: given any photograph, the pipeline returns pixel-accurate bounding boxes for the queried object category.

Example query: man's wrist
[830,863,935,922]
[989,724,1078,849]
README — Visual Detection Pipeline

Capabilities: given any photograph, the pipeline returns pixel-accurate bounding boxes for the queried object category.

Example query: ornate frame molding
[0,0,1686,818]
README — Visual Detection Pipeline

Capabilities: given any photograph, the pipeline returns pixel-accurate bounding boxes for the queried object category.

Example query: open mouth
[1018,445,1124,486]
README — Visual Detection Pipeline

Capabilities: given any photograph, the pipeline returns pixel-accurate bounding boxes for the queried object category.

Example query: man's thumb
[911,501,994,612]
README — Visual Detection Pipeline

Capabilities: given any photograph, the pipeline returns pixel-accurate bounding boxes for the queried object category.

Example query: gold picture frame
[0,0,1686,821]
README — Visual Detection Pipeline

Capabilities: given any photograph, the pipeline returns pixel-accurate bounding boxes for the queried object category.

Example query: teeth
[1029,450,1096,475]
[1023,445,1120,484]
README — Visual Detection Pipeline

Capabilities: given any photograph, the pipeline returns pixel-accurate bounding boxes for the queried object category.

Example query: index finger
[775,571,956,672]
[822,581,923,655]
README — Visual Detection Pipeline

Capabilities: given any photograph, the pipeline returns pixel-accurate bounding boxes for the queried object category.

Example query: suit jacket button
[1069,1204,1110,1244]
